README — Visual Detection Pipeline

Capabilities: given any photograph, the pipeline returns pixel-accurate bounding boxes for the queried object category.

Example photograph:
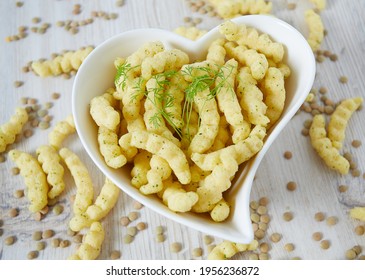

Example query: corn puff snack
[349,207,365,221]
[206,38,226,66]
[208,239,259,260]
[69,178,120,231]
[59,147,94,214]
[220,20,284,63]
[129,130,191,184]
[141,49,189,80]
[174,26,207,41]
[36,145,65,199]
[162,180,199,212]
[31,46,93,77]
[304,9,324,51]
[90,88,120,131]
[209,0,272,19]
[130,150,151,188]
[48,115,75,150]
[327,97,363,150]
[208,115,231,152]
[140,155,172,195]
[9,149,49,212]
[238,67,269,127]
[0,107,28,152]
[68,222,105,260]
[309,114,349,174]
[98,126,127,169]
[261,67,286,126]
[210,198,230,222]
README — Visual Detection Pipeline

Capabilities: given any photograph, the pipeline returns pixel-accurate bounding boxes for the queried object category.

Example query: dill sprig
[114,62,139,91]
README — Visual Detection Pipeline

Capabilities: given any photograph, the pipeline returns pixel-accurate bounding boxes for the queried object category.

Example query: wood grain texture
[0,0,364,260]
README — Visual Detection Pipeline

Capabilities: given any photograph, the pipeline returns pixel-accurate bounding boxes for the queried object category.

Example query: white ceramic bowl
[72,15,315,244]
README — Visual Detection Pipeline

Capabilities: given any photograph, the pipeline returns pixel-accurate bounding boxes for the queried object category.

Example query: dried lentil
[123,234,134,244]
[8,208,19,217]
[36,241,46,251]
[326,216,338,226]
[284,243,295,252]
[314,212,325,222]
[287,3,296,10]
[133,200,143,210]
[127,226,137,237]
[170,242,182,253]
[283,211,293,222]
[270,233,282,243]
[192,247,203,257]
[338,185,348,193]
[11,167,20,175]
[155,226,164,235]
[110,250,121,260]
[14,189,24,198]
[42,229,55,239]
[260,242,270,253]
[320,240,330,250]
[67,228,76,237]
[73,234,83,244]
[5,236,16,245]
[203,235,214,245]
[14,80,23,88]
[27,251,38,259]
[283,151,292,159]
[60,240,71,248]
[155,233,165,243]
[120,216,130,226]
[286,181,297,191]
[51,238,61,248]
[339,76,348,83]
[128,211,139,221]
[351,140,362,148]
[257,206,267,215]
[248,253,259,260]
[345,249,357,260]
[354,225,365,236]
[32,231,42,241]
[136,222,146,231]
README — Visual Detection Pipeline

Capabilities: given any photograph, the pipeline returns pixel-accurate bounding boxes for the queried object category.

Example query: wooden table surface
[1,0,365,260]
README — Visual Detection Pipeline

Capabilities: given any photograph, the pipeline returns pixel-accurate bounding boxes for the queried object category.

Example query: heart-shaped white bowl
[72,15,315,244]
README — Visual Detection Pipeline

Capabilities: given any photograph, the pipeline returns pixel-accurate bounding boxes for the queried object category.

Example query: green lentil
[123,234,134,244]
[32,231,43,241]
[5,236,16,245]
[127,226,137,237]
[36,241,46,251]
[156,233,165,243]
[27,251,39,259]
[51,238,61,248]
[192,247,203,257]
[14,189,24,198]
[170,242,182,253]
[110,250,121,259]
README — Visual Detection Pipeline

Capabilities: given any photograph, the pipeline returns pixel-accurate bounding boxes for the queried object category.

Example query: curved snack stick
[208,115,230,152]
[141,49,189,80]
[0,107,28,152]
[98,126,127,169]
[9,149,48,212]
[140,155,172,195]
[69,178,120,231]
[36,145,65,199]
[68,222,105,260]
[162,180,198,212]
[262,67,286,127]
[304,9,324,51]
[90,89,120,131]
[328,97,363,150]
[208,239,259,260]
[48,115,75,150]
[238,67,269,127]
[215,59,251,143]
[129,130,191,184]
[59,147,94,214]
[309,114,349,174]
[220,20,284,63]
[206,38,226,66]
[31,46,93,77]
[210,198,230,222]
[188,87,220,154]
[131,150,151,188]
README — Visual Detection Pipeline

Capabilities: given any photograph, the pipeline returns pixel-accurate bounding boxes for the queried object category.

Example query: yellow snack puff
[349,207,365,221]
[141,49,189,80]
[328,97,363,150]
[36,145,65,199]
[210,198,230,222]
[59,148,94,214]
[131,150,151,188]
[208,239,259,260]
[48,115,75,150]
[31,46,93,77]
[140,155,172,195]
[162,180,198,212]
[9,150,48,212]
[188,88,220,154]
[238,67,269,127]
[98,126,127,169]
[220,21,284,63]
[208,115,231,152]
[69,222,104,260]
[69,178,120,231]
[0,107,28,152]
[129,130,191,184]
[90,88,120,131]
[206,38,226,66]
[174,26,207,41]
[309,114,349,175]
[304,9,324,51]
[262,67,286,127]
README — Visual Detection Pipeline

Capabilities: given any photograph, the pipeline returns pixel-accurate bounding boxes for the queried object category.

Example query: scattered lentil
[251,213,260,223]
[283,151,292,159]
[52,204,64,215]
[52,92,60,99]
[32,231,43,241]
[60,239,71,248]
[36,241,46,251]
[258,197,269,206]
[27,251,39,259]
[170,242,182,253]
[40,206,49,215]
[255,229,265,240]
[203,235,214,245]
[260,214,270,224]
[136,222,146,231]
[42,229,55,239]
[287,3,296,10]
[14,80,23,88]
[39,121,50,130]
[127,226,137,237]
[270,233,282,243]
[155,233,165,243]
[73,234,83,244]
[353,245,362,255]
[32,17,41,24]
[351,140,362,148]
[351,169,361,177]
[11,167,20,175]
[8,208,19,217]
[258,222,268,231]
[320,240,330,250]
[120,216,130,227]
[314,212,325,222]
[67,228,76,237]
[284,243,295,252]
[51,238,61,248]
[354,225,365,236]
[23,129,33,138]
[128,211,139,221]
[110,250,121,260]
[339,76,348,84]
[345,249,357,260]
[133,200,143,210]
[5,236,16,245]
[283,211,293,222]
[257,206,267,215]
[115,0,124,7]
[286,181,297,191]
[16,1,24,7]
[0,154,5,163]
[192,247,203,257]
[248,253,259,260]
[260,242,270,253]
[249,200,259,210]
[155,226,164,235]
[258,253,269,260]
[14,189,24,198]
[326,216,338,226]
[33,212,42,221]
[338,185,348,193]
[123,234,134,244]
